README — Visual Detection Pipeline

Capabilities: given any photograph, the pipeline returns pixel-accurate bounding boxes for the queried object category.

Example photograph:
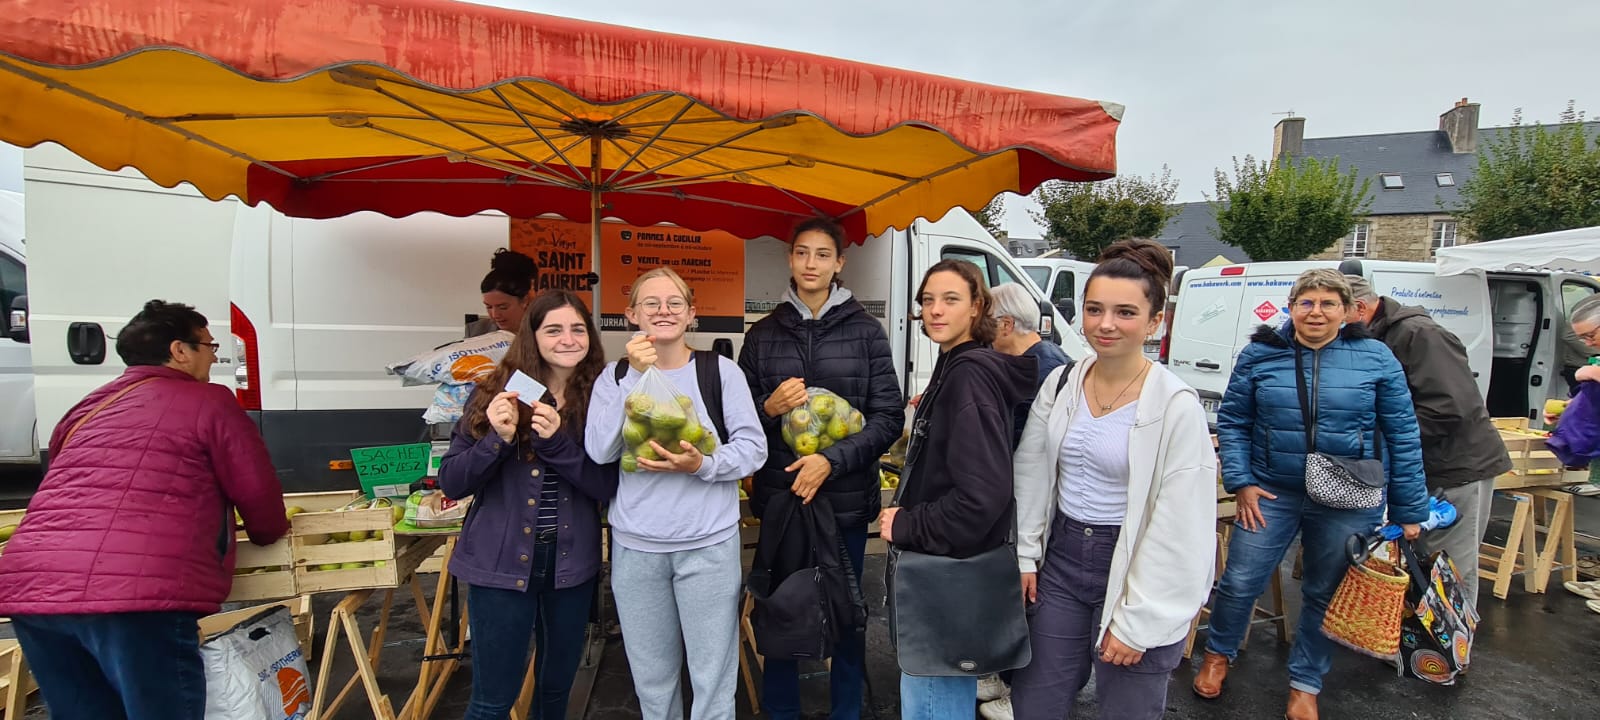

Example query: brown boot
[1191,652,1229,699]
[1285,689,1319,720]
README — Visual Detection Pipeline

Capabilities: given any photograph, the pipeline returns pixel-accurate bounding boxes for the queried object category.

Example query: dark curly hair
[480,249,537,298]
[115,300,209,366]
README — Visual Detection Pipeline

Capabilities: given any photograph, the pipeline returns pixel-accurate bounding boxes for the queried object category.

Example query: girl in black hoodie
[880,259,1035,717]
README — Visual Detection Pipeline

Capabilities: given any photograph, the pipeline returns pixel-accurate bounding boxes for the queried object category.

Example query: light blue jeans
[899,674,977,720]
[1203,484,1382,695]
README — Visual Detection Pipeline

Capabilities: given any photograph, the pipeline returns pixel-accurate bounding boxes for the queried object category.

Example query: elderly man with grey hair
[989,283,1074,449]
[1346,275,1510,608]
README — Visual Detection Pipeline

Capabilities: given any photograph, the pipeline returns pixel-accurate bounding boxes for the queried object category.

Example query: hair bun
[1096,239,1173,285]
[490,249,537,275]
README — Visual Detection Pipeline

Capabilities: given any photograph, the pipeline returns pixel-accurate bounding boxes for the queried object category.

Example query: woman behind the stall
[586,267,768,720]
[469,248,538,335]
[438,290,616,720]
[737,217,904,720]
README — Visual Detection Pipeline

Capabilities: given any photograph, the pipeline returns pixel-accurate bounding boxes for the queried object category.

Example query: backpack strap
[1054,360,1074,397]
[694,350,729,443]
[613,360,629,383]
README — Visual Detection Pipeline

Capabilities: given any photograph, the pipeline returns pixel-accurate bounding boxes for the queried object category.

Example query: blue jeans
[899,674,977,720]
[10,611,205,720]
[1203,485,1382,694]
[465,540,598,720]
[761,524,868,720]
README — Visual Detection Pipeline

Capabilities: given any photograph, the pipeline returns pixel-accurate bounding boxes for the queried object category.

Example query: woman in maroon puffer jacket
[0,300,288,720]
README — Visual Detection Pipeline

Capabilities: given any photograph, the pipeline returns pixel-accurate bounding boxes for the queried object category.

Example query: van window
[943,249,991,286]
[0,251,23,331]
[1562,281,1596,317]
[1050,269,1075,305]
[1024,266,1049,290]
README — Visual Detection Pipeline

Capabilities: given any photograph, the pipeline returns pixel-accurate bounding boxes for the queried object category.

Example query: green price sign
[350,443,431,498]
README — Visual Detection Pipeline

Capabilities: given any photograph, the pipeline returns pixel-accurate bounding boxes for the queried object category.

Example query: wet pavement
[11,493,1600,719]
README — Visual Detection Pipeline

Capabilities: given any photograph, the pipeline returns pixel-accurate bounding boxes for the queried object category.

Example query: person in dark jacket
[879,259,1036,719]
[990,282,1073,450]
[0,300,288,720]
[1194,269,1428,720]
[1347,275,1510,608]
[737,217,903,720]
[439,290,617,720]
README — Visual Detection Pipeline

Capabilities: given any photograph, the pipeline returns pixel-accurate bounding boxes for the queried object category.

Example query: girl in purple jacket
[439,290,617,720]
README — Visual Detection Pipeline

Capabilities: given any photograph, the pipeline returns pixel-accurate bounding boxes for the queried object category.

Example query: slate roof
[1298,122,1600,216]
[1154,201,1249,268]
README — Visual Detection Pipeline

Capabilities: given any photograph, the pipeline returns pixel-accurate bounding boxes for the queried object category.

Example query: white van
[24,144,1086,490]
[1166,259,1600,426]
[1017,257,1094,326]
[0,189,34,465]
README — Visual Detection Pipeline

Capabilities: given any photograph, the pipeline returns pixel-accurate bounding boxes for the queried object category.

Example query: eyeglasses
[1578,327,1600,343]
[635,298,688,314]
[1293,299,1344,313]
[188,341,221,352]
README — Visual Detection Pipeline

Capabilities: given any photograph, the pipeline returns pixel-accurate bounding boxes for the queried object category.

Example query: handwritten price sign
[351,443,431,498]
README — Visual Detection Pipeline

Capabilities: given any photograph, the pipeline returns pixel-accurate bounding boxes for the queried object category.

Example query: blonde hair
[629,267,695,307]
[1289,268,1353,308]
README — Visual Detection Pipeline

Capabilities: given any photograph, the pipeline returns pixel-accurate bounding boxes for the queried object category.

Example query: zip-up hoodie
[1216,322,1429,524]
[1013,359,1217,652]
[893,341,1034,559]
[586,354,768,552]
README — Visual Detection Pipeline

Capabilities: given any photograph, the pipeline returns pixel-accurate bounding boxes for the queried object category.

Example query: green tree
[972,194,1007,238]
[1454,102,1600,241]
[1029,167,1178,260]
[1210,155,1371,261]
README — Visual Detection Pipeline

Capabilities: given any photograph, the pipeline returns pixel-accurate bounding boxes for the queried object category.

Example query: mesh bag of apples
[781,388,865,456]
[620,368,720,473]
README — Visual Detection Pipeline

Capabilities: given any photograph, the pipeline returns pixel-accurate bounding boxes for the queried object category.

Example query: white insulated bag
[201,606,312,720]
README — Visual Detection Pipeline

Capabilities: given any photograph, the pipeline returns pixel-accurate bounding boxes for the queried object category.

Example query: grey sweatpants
[611,534,742,720]
[1413,479,1496,610]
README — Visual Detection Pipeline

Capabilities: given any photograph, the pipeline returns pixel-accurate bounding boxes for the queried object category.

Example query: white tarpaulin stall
[1436,226,1600,276]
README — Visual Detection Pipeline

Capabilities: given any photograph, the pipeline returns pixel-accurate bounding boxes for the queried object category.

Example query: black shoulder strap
[694,350,729,443]
[613,360,628,383]
[1294,345,1317,453]
[1054,361,1073,397]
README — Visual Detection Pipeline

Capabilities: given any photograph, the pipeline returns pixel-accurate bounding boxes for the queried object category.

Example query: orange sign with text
[510,219,747,332]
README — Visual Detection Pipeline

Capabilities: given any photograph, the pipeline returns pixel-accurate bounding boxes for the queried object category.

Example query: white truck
[0,189,32,465]
[24,144,1087,490]
[1165,259,1600,426]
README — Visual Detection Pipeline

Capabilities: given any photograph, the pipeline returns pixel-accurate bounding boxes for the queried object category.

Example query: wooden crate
[0,509,24,560]
[199,594,315,662]
[1494,425,1571,490]
[291,495,440,595]
[228,491,366,603]
[1,638,39,720]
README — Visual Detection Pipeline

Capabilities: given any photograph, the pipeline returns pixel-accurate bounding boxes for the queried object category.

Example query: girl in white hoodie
[1008,240,1217,720]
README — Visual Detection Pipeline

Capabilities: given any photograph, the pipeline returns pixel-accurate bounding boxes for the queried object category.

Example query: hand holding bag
[883,387,1030,676]
[1295,346,1386,509]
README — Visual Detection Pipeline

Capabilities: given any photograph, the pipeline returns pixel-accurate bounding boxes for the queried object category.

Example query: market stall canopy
[1435,226,1600,277]
[0,0,1123,242]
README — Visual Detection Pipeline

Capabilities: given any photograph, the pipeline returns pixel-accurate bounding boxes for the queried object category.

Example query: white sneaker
[1587,599,1600,615]
[1567,580,1600,600]
[1564,483,1600,497]
[978,696,1013,720]
[976,674,1009,702]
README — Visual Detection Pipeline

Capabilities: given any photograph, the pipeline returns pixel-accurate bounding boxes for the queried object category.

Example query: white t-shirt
[1056,394,1135,525]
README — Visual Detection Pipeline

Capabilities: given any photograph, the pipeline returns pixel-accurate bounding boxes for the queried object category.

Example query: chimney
[1440,98,1480,154]
[1272,117,1305,164]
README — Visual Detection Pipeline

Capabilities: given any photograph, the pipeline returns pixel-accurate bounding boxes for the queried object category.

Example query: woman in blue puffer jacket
[1192,269,1428,720]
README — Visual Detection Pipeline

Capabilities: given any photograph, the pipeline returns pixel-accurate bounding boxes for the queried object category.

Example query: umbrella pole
[589,136,604,334]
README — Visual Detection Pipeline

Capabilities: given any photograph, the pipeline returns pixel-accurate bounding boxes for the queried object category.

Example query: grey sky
[2,0,1593,238]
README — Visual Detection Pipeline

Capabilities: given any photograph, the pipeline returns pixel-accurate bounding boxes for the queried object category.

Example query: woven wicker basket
[1322,544,1409,661]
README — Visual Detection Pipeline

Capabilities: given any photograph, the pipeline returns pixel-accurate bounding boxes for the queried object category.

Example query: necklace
[1091,360,1151,412]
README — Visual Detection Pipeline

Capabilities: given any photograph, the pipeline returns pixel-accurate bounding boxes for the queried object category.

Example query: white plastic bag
[621,366,718,473]
[779,387,865,456]
[201,606,312,720]
[421,383,476,424]
[386,330,513,386]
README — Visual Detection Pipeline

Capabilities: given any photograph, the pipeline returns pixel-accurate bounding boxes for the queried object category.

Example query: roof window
[1435,172,1455,187]
[1380,174,1404,190]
